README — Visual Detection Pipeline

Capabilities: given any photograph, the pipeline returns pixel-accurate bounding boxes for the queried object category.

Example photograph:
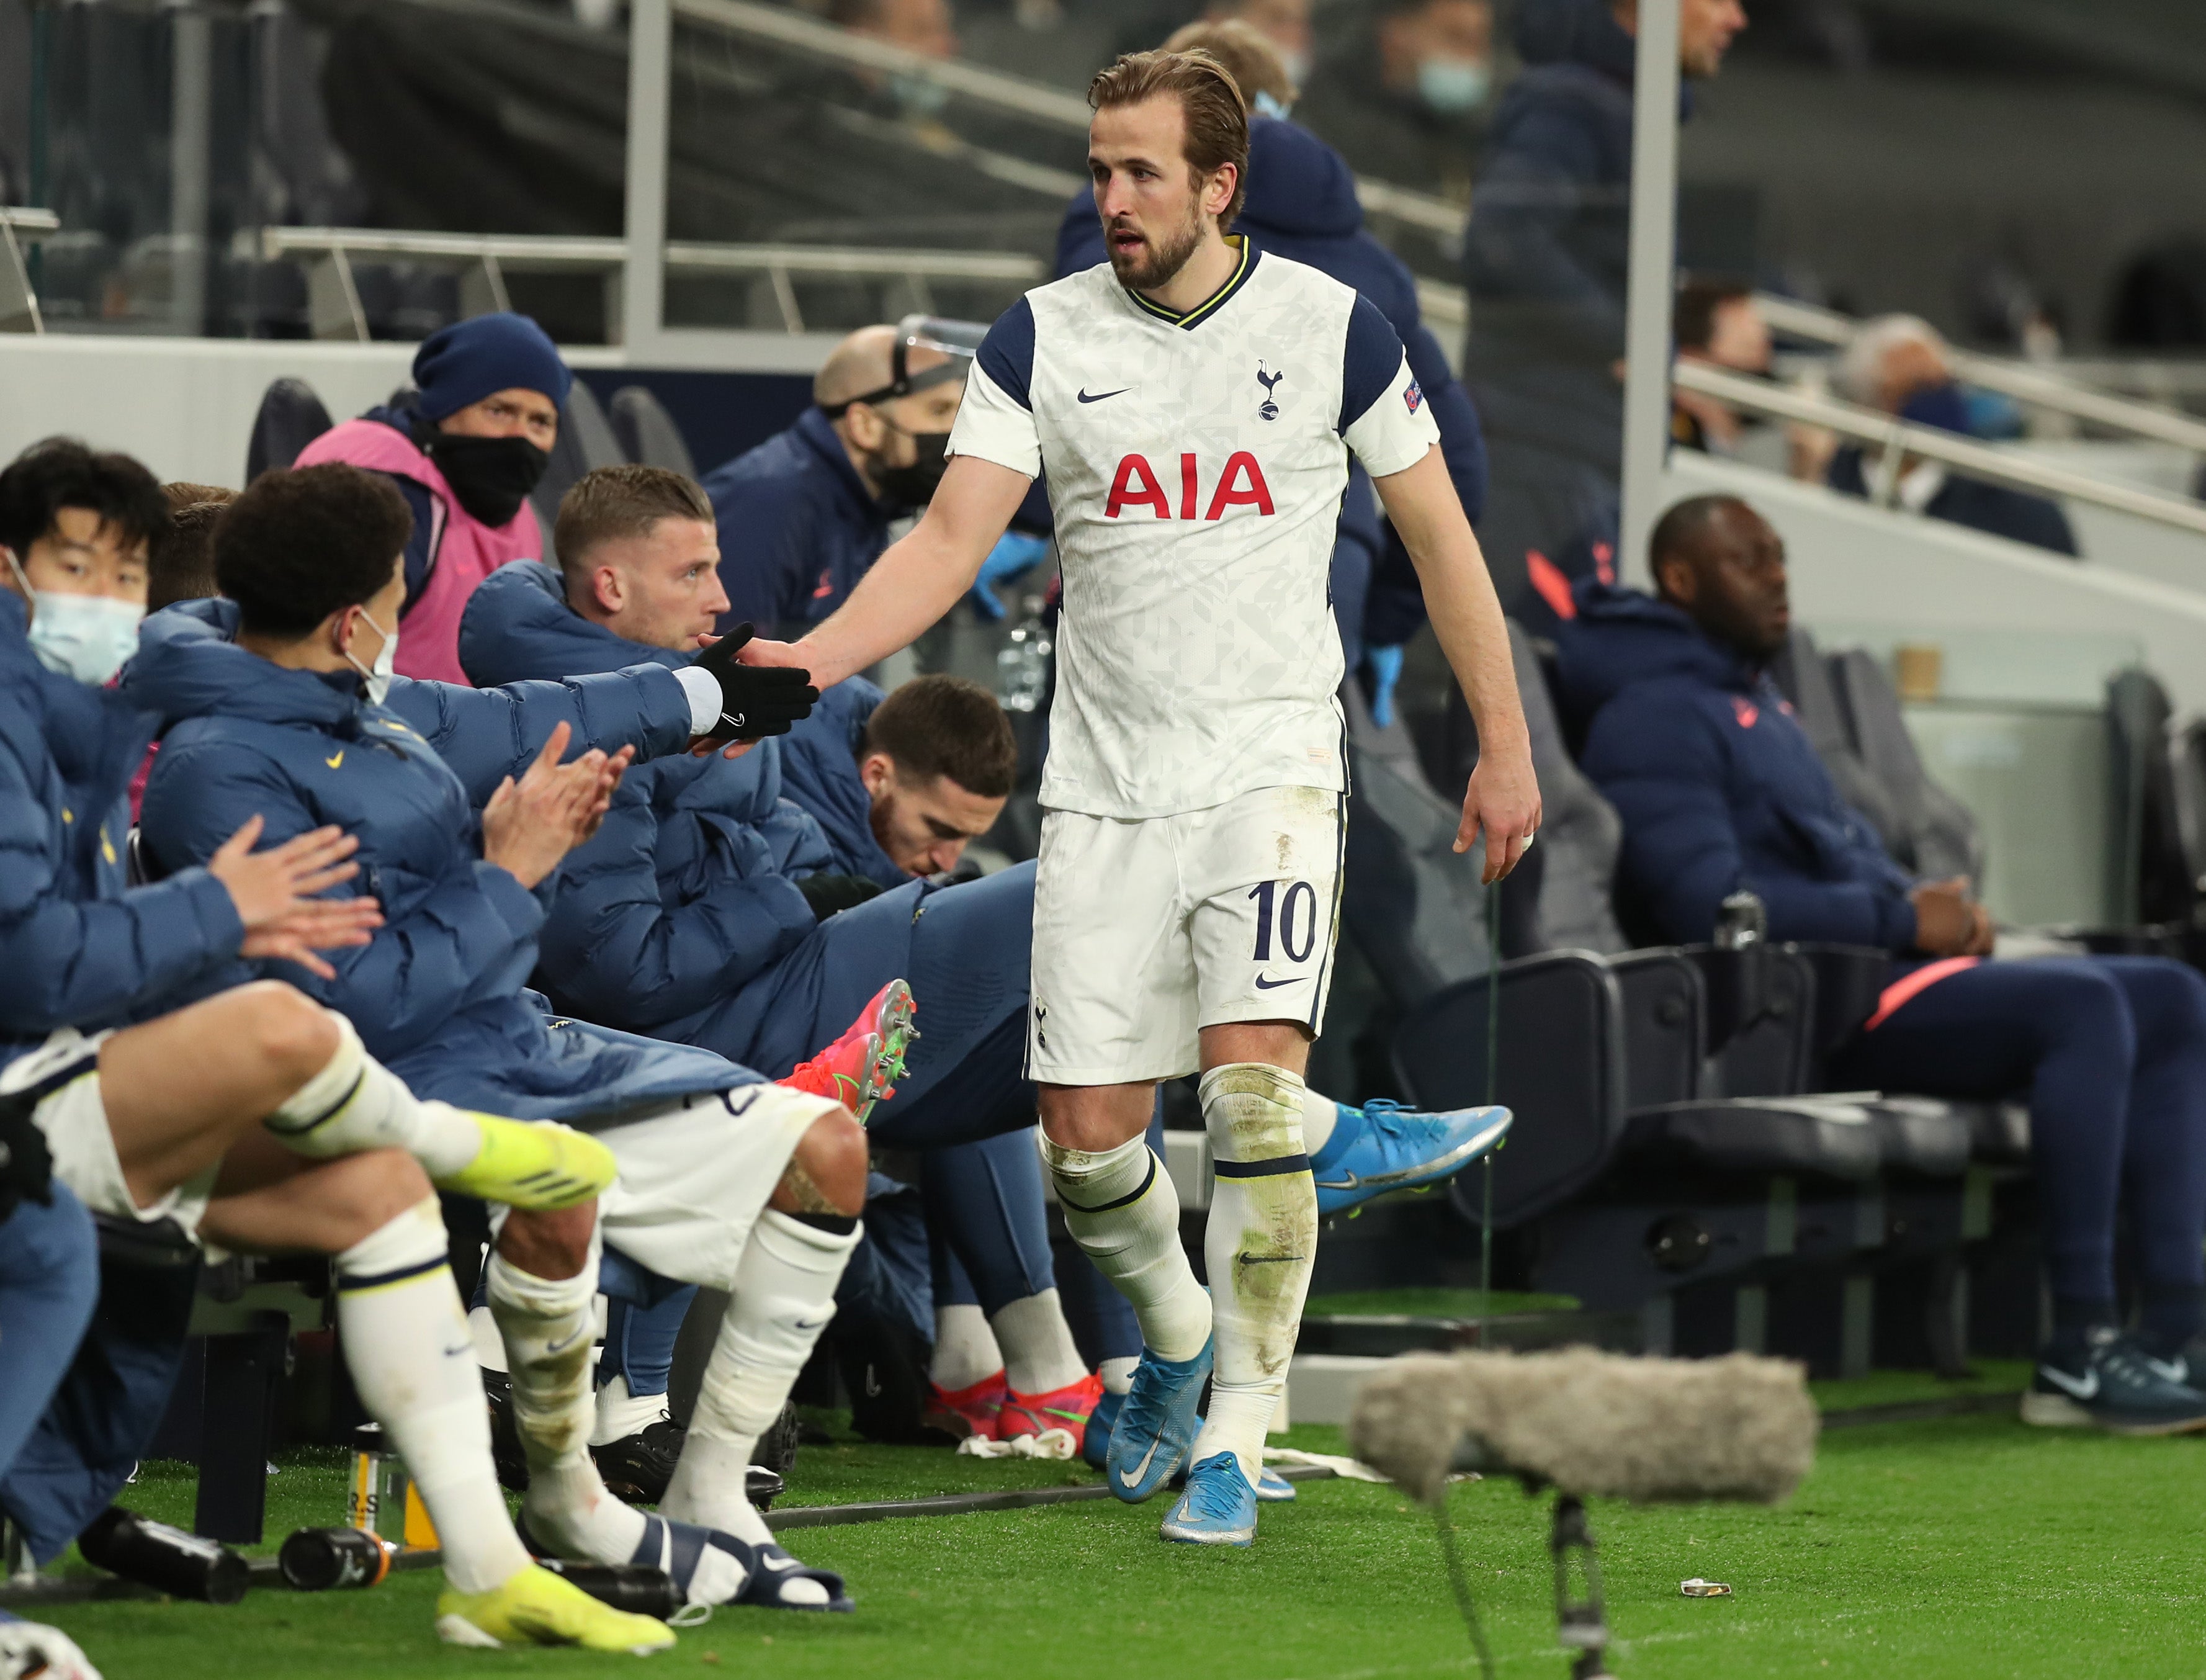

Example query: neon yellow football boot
[429,1106,617,1210]
[434,1563,674,1653]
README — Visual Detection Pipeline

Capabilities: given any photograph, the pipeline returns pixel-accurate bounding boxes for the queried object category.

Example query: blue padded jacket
[1553,582,1920,950]
[0,594,243,1071]
[775,678,907,891]
[455,562,834,1036]
[125,601,750,1118]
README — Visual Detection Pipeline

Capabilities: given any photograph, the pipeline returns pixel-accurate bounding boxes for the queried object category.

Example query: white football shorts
[588,1083,842,1291]
[4,1026,216,1239]
[1027,783,1347,1086]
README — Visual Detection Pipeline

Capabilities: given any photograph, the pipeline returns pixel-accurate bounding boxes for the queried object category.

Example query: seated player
[1558,494,2206,1435]
[128,463,879,1609]
[0,438,669,1652]
[457,467,1107,1449]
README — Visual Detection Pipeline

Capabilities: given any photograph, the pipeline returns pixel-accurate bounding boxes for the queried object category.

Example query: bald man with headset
[701,318,1010,640]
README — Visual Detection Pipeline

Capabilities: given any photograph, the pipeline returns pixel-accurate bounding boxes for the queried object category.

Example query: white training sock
[264,1012,480,1177]
[591,1375,670,1447]
[931,1303,1003,1392]
[662,1211,860,1555]
[1189,1063,1317,1487]
[336,1197,529,1596]
[1301,1087,1343,1157]
[992,1289,1088,1396]
[486,1226,646,1566]
[1099,1357,1139,1396]
[1041,1133,1211,1364]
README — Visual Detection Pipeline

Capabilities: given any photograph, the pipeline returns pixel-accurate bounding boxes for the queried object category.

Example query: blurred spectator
[1460,0,1743,614]
[1201,0,1313,91]
[291,312,571,683]
[1827,314,2078,556]
[1670,279,1768,455]
[1554,493,2206,1432]
[825,0,961,121]
[1295,0,1494,200]
[152,483,235,613]
[699,320,972,639]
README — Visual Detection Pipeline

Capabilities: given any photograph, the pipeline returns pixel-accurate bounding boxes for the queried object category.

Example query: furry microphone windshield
[1347,1347,1818,1507]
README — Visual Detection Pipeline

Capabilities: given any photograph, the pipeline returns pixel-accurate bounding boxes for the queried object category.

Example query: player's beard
[1107,196,1206,292]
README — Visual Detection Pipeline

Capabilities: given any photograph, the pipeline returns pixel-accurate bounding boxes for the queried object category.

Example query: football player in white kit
[743,47,1540,1546]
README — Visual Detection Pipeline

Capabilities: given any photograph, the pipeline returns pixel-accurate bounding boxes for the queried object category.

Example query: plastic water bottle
[77,1507,250,1604]
[279,1527,397,1591]
[995,615,1052,714]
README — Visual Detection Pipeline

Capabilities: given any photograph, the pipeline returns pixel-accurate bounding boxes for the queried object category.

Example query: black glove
[693,623,819,741]
[797,873,885,922]
[0,1092,55,1222]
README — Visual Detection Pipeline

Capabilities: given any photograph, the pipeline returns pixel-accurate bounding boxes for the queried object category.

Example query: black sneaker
[591,1417,687,1504]
[2021,1331,2206,1435]
[482,1370,530,1493]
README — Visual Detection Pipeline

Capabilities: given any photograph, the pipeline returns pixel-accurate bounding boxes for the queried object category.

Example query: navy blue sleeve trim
[388,476,437,616]
[1338,294,1406,436]
[978,297,1037,413]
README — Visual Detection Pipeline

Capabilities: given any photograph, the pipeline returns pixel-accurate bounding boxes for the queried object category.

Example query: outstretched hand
[210,815,385,979]
[692,624,817,755]
[1455,736,1543,885]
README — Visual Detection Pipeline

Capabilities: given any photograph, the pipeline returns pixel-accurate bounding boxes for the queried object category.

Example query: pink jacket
[292,418,542,686]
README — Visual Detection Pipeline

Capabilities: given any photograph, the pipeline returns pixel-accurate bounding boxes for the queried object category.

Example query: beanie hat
[411,313,573,421]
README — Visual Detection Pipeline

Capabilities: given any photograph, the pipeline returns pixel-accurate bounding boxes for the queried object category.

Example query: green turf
[1301,1287,1581,1318]
[26,1396,2202,1679]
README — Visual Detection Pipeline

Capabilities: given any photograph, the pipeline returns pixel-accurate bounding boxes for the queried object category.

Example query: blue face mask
[5,550,144,687]
[890,73,952,119]
[1899,380,1973,436]
[1416,55,1491,115]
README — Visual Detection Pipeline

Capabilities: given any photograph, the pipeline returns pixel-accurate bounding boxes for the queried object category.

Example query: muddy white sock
[992,1289,1088,1395]
[488,1228,646,1565]
[662,1211,859,1565]
[1042,1133,1211,1363]
[337,1197,528,1596]
[1190,1063,1316,1486]
[931,1303,1003,1392]
[1300,1087,1342,1157]
[264,1012,480,1177]
[1099,1356,1139,1396]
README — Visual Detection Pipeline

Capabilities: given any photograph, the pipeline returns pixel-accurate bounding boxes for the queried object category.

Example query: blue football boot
[1160,1452,1258,1546]
[1311,1098,1512,1216]
[1255,1467,1296,1503]
[1083,1387,1123,1471]
[1105,1339,1213,1503]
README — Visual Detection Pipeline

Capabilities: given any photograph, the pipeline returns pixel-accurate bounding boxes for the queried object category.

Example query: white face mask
[344,606,399,705]
[4,549,144,688]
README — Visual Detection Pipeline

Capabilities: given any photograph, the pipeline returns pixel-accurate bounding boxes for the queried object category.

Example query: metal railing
[670,0,1464,237]
[1673,359,2206,542]
[258,227,1043,341]
[1754,292,2206,457]
[1,207,60,335]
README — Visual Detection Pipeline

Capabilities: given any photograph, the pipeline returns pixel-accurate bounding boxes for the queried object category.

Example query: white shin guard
[1042,1132,1211,1364]
[661,1211,860,1547]
[336,1197,527,1595]
[1191,1062,1317,1485]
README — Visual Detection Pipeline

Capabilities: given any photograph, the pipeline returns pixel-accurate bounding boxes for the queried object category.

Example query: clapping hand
[207,815,384,981]
[482,722,630,890]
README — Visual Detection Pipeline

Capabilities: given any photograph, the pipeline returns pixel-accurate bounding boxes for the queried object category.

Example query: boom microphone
[1350,1350,1818,1680]
[1348,1347,1818,1507]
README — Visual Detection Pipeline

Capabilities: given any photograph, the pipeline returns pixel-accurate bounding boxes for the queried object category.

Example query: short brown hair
[1674,279,1751,354]
[554,464,714,588]
[1162,20,1293,109]
[1089,49,1250,231]
[153,485,237,612]
[863,675,1016,799]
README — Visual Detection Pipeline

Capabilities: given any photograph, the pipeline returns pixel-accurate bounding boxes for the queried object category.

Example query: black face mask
[873,429,951,510]
[422,431,550,529]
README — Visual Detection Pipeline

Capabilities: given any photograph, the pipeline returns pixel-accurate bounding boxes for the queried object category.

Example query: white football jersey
[949,240,1440,820]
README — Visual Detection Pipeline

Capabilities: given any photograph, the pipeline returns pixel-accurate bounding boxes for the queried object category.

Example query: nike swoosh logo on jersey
[325,751,343,769]
[2039,1365,2099,1400]
[1253,974,1304,990]
[1077,387,1130,403]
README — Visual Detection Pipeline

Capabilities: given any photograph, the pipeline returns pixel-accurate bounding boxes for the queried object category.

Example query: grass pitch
[27,1372,2202,1680]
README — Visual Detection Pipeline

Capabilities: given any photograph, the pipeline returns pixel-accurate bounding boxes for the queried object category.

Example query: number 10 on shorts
[1249,879,1319,964]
